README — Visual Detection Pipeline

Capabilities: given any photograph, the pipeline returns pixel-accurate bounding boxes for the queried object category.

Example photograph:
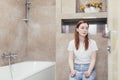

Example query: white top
[67,39,98,64]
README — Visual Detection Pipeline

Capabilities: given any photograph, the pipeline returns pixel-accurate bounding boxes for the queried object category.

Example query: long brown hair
[74,20,89,50]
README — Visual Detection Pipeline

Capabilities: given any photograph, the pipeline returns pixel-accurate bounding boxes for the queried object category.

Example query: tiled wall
[0,0,56,66]
[56,34,74,80]
[26,0,56,61]
[0,0,27,66]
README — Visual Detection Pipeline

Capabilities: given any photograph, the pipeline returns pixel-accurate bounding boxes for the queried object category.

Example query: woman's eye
[81,27,84,29]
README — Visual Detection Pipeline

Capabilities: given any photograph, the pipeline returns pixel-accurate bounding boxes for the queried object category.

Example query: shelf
[61,12,107,20]
[76,0,107,13]
[61,12,107,33]
[62,18,107,33]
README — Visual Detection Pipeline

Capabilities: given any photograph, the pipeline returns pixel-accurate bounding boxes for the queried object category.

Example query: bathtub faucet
[1,53,17,59]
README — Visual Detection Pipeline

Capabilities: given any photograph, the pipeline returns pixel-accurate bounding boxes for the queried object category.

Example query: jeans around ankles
[69,63,96,80]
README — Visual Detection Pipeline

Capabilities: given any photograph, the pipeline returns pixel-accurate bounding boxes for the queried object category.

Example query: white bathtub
[0,61,55,80]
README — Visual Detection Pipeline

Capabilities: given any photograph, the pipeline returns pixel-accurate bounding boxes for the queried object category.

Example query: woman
[68,20,98,80]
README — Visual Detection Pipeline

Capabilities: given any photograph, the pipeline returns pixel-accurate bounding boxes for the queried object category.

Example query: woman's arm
[68,51,76,77]
[84,51,96,77]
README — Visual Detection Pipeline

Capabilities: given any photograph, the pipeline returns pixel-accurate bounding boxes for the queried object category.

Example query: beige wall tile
[0,0,56,66]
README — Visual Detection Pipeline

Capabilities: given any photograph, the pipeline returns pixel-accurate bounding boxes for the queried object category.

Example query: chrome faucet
[1,53,17,59]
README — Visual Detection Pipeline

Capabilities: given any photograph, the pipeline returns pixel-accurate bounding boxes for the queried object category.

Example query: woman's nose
[84,29,87,31]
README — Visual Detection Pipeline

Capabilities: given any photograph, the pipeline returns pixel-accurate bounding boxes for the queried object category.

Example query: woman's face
[76,23,88,37]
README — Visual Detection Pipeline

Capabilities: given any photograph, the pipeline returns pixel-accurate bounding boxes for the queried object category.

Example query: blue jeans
[69,63,96,80]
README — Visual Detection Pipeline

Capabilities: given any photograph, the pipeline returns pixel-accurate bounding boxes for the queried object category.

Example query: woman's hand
[70,70,76,77]
[84,51,96,77]
[84,71,91,77]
